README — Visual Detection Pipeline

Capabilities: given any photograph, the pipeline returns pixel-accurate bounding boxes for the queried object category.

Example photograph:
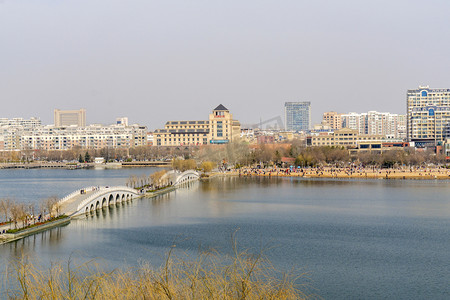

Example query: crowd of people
[235,165,450,179]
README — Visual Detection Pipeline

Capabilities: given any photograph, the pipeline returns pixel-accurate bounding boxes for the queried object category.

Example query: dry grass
[1,243,315,299]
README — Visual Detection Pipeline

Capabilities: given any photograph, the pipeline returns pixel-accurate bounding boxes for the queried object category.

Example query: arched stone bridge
[174,170,200,185]
[59,186,140,216]
[58,170,199,216]
[162,170,200,186]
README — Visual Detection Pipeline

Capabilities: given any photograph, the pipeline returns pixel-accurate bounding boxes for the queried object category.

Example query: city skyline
[0,105,407,131]
[2,1,450,128]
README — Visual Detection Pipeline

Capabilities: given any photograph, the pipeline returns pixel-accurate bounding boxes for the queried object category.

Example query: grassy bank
[2,246,313,299]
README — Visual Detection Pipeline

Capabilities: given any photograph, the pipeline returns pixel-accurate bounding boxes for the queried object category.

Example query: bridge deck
[60,189,98,215]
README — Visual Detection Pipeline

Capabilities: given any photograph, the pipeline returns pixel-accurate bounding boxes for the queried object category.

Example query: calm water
[1,169,450,299]
[0,167,160,205]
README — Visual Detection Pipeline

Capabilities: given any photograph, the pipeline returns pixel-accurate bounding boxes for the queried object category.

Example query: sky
[1,0,450,129]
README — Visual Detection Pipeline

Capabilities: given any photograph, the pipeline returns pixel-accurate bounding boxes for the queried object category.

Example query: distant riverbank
[218,167,450,180]
[0,161,170,170]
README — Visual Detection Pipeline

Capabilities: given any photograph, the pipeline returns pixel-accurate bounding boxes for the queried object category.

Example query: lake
[1,169,449,299]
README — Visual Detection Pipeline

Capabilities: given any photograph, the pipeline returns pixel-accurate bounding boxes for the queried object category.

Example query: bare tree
[18,204,27,228]
[45,196,59,218]
[150,170,168,187]
[0,198,11,224]
[10,202,25,229]
[130,175,138,188]
[200,161,215,173]
[38,199,47,222]
[27,204,36,225]
[139,174,147,188]
[172,159,197,171]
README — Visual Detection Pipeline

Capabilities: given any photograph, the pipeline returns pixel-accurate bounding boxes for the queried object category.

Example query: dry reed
[1,242,316,299]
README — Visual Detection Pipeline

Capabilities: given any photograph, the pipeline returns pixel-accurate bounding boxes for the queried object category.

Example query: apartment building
[341,112,367,134]
[340,111,406,139]
[0,117,41,128]
[407,86,450,146]
[322,112,342,130]
[0,123,148,151]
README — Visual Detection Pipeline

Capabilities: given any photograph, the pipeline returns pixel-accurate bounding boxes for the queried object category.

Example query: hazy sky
[1,0,450,129]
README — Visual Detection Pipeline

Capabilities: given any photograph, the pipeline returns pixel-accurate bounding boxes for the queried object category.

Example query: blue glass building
[284,101,311,131]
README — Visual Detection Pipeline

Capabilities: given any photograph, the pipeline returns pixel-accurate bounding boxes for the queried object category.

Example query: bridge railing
[75,186,139,212]
[58,186,98,206]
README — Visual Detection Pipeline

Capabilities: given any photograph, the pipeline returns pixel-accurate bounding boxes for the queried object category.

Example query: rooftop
[213,104,229,111]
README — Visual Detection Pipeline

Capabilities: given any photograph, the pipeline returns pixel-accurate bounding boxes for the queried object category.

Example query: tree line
[2,141,447,168]
[193,140,448,168]
[0,146,199,163]
[0,196,62,231]
[126,170,170,191]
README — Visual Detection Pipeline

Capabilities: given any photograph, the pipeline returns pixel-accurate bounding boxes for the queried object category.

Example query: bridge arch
[174,170,200,186]
[63,186,139,216]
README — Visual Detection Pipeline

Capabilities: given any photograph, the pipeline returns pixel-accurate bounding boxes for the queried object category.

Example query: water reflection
[0,167,162,205]
[5,226,66,263]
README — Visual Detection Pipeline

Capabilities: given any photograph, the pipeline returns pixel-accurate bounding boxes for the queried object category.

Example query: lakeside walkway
[0,222,12,233]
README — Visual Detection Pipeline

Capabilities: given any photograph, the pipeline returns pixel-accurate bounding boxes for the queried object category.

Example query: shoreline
[212,168,450,180]
[0,217,71,245]
[0,161,170,170]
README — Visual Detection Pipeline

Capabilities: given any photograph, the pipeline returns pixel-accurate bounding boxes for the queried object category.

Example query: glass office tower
[284,101,311,131]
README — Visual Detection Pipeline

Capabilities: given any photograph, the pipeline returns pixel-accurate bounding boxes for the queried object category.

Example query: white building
[341,111,405,139]
[341,112,367,134]
[0,117,41,129]
[0,123,147,151]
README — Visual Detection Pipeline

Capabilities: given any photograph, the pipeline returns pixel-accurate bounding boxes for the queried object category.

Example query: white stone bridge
[162,170,201,186]
[59,186,140,216]
[58,170,200,216]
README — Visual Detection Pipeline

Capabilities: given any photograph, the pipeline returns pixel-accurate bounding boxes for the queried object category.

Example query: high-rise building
[54,109,86,127]
[407,86,450,146]
[116,117,129,126]
[341,112,366,134]
[341,111,406,139]
[397,115,407,139]
[322,112,342,130]
[284,102,311,131]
